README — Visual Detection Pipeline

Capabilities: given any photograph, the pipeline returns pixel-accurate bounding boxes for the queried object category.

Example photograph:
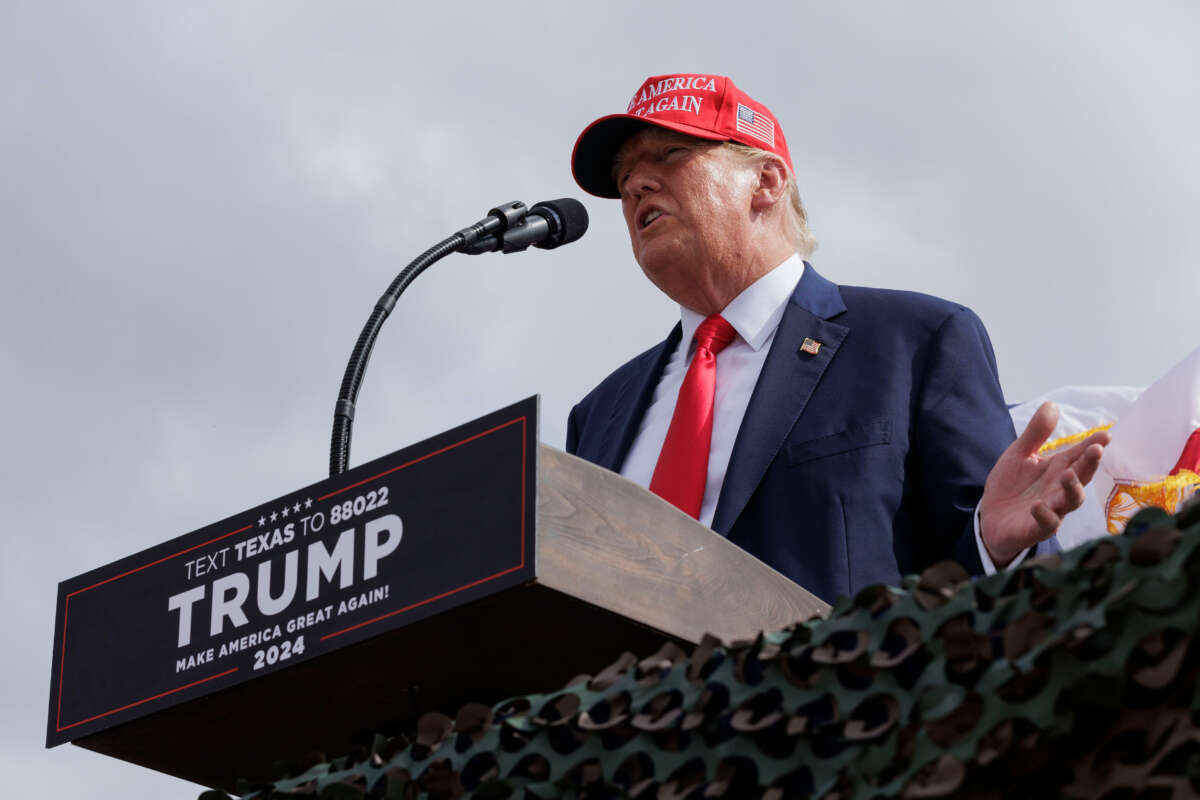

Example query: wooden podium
[51,402,827,791]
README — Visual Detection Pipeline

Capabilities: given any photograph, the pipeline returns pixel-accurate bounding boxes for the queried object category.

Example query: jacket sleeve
[910,306,1017,575]
[565,404,582,455]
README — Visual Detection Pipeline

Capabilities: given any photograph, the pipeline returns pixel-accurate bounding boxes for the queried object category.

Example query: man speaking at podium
[565,73,1109,603]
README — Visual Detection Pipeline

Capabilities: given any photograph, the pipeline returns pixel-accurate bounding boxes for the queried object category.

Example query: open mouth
[639,208,666,230]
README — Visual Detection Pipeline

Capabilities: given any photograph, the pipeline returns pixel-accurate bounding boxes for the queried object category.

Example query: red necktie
[649,314,738,518]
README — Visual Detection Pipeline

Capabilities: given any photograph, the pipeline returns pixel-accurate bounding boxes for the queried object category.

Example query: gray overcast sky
[4,2,1197,796]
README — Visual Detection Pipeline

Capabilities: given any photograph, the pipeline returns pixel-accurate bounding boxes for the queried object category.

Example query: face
[614,128,762,312]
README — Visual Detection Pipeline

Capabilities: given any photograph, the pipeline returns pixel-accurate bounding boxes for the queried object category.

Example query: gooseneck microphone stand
[328,198,588,476]
[328,201,527,477]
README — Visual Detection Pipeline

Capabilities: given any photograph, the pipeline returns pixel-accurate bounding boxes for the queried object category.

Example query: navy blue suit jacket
[567,265,1027,603]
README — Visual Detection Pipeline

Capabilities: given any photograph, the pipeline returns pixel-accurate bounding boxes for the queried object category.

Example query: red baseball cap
[572,73,794,199]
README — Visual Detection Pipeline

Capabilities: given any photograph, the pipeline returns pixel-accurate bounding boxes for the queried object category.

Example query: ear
[749,157,789,213]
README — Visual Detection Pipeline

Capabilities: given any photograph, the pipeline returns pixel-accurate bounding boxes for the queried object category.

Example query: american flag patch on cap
[736,103,775,146]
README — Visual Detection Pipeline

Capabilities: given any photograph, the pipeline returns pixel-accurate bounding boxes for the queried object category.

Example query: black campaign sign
[46,398,537,746]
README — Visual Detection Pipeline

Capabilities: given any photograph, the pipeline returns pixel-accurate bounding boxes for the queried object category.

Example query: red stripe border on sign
[321,416,527,640]
[56,524,251,733]
[55,415,529,733]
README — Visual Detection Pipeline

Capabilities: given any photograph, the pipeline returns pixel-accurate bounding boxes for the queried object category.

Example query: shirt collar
[679,253,805,351]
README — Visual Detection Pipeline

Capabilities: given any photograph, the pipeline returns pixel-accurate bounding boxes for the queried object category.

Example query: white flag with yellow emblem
[1009,345,1200,549]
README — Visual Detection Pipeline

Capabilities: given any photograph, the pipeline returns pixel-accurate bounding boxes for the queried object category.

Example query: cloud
[3,3,1197,797]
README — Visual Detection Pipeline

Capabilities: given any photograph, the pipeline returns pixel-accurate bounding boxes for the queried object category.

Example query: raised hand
[979,401,1111,566]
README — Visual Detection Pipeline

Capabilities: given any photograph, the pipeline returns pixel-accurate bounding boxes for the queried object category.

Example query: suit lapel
[591,323,682,473]
[711,265,849,535]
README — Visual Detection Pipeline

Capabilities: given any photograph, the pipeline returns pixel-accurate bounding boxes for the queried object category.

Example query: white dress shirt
[621,254,805,527]
[621,252,1013,575]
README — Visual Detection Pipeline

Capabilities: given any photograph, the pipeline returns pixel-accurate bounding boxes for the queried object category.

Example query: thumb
[1013,401,1060,458]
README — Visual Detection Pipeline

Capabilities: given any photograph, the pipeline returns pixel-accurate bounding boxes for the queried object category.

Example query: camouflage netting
[201,500,1200,800]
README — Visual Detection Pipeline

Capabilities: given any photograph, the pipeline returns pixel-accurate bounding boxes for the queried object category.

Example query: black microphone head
[531,197,589,249]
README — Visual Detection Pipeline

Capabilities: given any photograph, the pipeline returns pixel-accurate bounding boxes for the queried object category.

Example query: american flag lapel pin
[800,337,822,355]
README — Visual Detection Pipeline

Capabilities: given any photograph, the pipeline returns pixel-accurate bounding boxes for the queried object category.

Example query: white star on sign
[258,516,266,527]
[280,506,289,518]
[305,498,313,509]
[293,502,301,513]
[270,511,278,522]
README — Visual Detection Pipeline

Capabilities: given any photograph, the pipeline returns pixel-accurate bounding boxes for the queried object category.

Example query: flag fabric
[1008,345,1200,549]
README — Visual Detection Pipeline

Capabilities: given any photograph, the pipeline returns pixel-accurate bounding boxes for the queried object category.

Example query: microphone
[330,196,588,475]
[461,198,589,255]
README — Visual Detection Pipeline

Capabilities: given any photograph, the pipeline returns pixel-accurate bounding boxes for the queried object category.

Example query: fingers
[1057,467,1087,511]
[1030,499,1062,537]
[1041,431,1110,491]
[1071,442,1106,487]
[1051,428,1113,466]
[1039,461,1090,521]
[1013,401,1060,458]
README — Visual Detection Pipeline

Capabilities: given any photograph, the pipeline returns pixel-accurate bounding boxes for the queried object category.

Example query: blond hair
[723,142,817,257]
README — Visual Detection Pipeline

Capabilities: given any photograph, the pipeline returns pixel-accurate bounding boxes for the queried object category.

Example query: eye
[615,170,633,198]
